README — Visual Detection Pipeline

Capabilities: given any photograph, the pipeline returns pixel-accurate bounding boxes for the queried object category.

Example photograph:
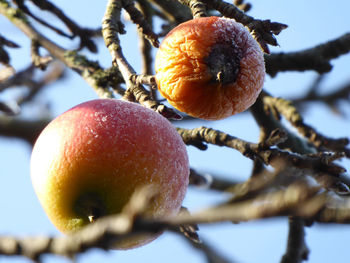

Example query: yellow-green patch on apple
[30,99,189,249]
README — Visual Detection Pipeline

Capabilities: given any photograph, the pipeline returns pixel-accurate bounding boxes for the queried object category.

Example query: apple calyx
[73,192,107,224]
[205,43,242,85]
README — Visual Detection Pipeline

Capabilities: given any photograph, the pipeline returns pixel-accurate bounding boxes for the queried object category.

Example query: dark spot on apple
[74,191,107,223]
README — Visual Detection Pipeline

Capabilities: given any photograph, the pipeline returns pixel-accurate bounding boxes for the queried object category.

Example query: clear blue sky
[1,1,350,262]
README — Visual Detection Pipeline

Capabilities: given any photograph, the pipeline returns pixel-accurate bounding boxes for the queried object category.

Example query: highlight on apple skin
[30,99,190,249]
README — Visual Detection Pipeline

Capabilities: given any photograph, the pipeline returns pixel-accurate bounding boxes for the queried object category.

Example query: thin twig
[234,0,252,13]
[101,0,181,119]
[28,0,99,52]
[265,33,350,77]
[0,116,50,144]
[202,0,287,53]
[30,40,52,70]
[280,218,309,263]
[189,168,239,192]
[149,0,192,23]
[135,0,155,76]
[122,0,159,47]
[293,79,350,115]
[263,94,350,156]
[177,126,346,176]
[0,34,20,65]
[0,0,122,97]
[178,0,208,18]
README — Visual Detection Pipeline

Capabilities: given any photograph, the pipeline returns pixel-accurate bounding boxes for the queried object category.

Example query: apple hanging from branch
[30,99,190,249]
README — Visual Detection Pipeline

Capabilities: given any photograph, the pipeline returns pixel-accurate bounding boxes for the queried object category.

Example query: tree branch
[280,218,309,263]
[263,93,350,156]
[265,33,350,77]
[0,0,122,98]
[202,0,287,53]
[178,0,208,18]
[177,126,346,176]
[0,116,49,144]
[101,0,181,119]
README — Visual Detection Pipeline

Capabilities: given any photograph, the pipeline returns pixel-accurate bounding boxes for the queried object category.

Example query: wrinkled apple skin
[30,99,189,249]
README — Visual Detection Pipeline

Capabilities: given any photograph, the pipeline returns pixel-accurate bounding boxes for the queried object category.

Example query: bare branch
[123,0,159,47]
[0,0,120,98]
[178,0,208,18]
[177,126,346,176]
[1,1,350,262]
[234,0,252,13]
[148,0,192,24]
[280,218,309,263]
[30,40,52,70]
[263,94,350,156]
[27,0,99,52]
[101,0,181,119]
[265,33,350,77]
[0,62,65,106]
[189,168,239,192]
[0,34,20,65]
[0,116,49,144]
[293,78,350,115]
[202,0,287,53]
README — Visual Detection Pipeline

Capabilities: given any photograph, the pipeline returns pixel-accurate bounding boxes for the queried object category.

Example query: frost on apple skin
[212,17,265,113]
[75,99,190,217]
[30,99,190,248]
[155,16,265,120]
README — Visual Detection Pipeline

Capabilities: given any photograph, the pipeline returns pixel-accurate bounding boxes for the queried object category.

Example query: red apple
[30,99,189,249]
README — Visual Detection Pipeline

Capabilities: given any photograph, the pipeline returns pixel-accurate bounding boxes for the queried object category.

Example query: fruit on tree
[155,16,265,120]
[30,99,189,249]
